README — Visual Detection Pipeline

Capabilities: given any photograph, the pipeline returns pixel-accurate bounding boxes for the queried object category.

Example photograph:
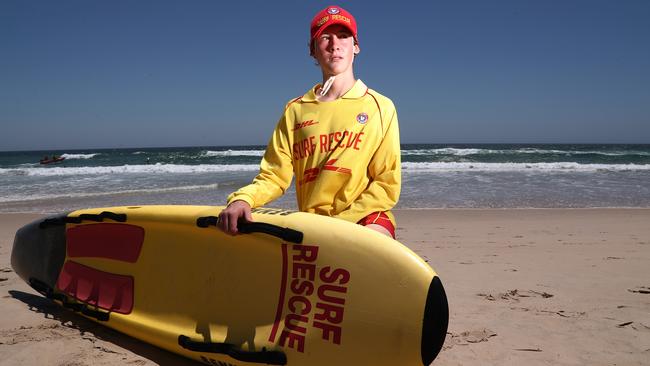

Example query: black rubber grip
[178,335,287,365]
[196,216,218,228]
[239,222,303,244]
[80,306,110,321]
[39,211,126,228]
[196,216,303,244]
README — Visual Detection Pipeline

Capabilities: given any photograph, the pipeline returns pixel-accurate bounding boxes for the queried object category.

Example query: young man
[218,5,400,238]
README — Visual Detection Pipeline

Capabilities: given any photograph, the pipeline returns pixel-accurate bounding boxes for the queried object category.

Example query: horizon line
[3,141,650,153]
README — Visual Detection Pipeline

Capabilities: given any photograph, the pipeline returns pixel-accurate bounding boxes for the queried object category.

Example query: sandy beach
[0,209,648,365]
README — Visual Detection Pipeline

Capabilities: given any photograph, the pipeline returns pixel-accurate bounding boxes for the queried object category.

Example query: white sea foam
[0,164,259,176]
[61,153,99,159]
[401,162,650,172]
[0,183,221,203]
[400,148,650,157]
[3,161,649,177]
[402,148,485,156]
[513,148,650,156]
[203,150,264,157]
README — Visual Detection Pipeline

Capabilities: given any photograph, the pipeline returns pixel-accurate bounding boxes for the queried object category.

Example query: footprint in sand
[443,329,497,350]
[0,268,11,282]
[0,324,74,345]
[477,289,554,302]
[616,321,650,331]
[628,286,650,294]
[537,309,585,318]
[478,290,589,319]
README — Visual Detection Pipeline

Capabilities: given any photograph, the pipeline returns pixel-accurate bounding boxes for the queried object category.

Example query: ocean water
[1,144,650,213]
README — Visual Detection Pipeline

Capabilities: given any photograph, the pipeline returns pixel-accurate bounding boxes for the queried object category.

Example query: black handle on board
[177,335,287,365]
[39,211,127,228]
[196,216,303,244]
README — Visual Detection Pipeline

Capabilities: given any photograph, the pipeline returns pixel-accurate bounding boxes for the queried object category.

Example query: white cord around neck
[318,76,336,99]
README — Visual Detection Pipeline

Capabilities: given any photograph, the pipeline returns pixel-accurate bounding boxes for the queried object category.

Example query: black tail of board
[421,276,449,365]
[11,214,68,291]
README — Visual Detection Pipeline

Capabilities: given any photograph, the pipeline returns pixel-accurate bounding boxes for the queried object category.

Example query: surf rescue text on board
[278,244,350,353]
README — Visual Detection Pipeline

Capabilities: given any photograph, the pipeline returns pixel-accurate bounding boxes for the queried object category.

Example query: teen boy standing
[218,5,401,238]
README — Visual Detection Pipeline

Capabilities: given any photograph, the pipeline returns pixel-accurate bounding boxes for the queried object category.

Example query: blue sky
[1,0,649,151]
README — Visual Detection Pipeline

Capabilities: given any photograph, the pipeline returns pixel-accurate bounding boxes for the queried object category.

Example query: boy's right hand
[217,200,254,235]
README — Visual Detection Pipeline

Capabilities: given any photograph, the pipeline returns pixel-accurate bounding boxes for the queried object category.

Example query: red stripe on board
[56,261,134,314]
[269,243,289,342]
[67,223,144,263]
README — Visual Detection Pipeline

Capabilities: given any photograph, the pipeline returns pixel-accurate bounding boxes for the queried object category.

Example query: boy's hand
[217,200,253,235]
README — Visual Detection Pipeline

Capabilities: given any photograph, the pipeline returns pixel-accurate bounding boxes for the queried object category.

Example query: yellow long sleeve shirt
[227,79,401,226]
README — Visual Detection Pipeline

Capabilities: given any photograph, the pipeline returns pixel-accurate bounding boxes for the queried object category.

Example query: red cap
[310,6,358,52]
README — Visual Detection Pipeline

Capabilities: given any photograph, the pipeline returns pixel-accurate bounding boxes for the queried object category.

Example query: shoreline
[3,206,650,215]
[1,208,649,365]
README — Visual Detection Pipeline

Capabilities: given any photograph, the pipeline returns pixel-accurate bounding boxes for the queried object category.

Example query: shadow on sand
[9,290,199,366]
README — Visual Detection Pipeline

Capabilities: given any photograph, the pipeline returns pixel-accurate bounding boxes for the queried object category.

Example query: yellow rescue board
[11,205,448,365]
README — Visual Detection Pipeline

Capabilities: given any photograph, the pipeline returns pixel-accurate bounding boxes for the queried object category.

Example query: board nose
[11,214,68,292]
[421,276,449,365]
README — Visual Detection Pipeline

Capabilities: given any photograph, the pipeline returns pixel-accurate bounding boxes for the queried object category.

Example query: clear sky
[1,0,649,151]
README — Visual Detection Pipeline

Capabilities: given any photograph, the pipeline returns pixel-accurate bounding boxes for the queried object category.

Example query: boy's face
[313,24,359,76]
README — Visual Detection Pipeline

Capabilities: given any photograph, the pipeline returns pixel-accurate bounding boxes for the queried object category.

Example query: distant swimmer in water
[39,155,65,165]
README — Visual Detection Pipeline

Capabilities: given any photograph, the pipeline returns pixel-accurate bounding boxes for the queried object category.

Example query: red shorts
[357,211,395,239]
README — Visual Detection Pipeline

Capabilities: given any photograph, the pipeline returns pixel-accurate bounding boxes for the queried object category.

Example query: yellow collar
[301,79,368,102]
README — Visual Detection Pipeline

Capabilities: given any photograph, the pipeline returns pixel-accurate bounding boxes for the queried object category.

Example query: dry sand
[0,209,649,365]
